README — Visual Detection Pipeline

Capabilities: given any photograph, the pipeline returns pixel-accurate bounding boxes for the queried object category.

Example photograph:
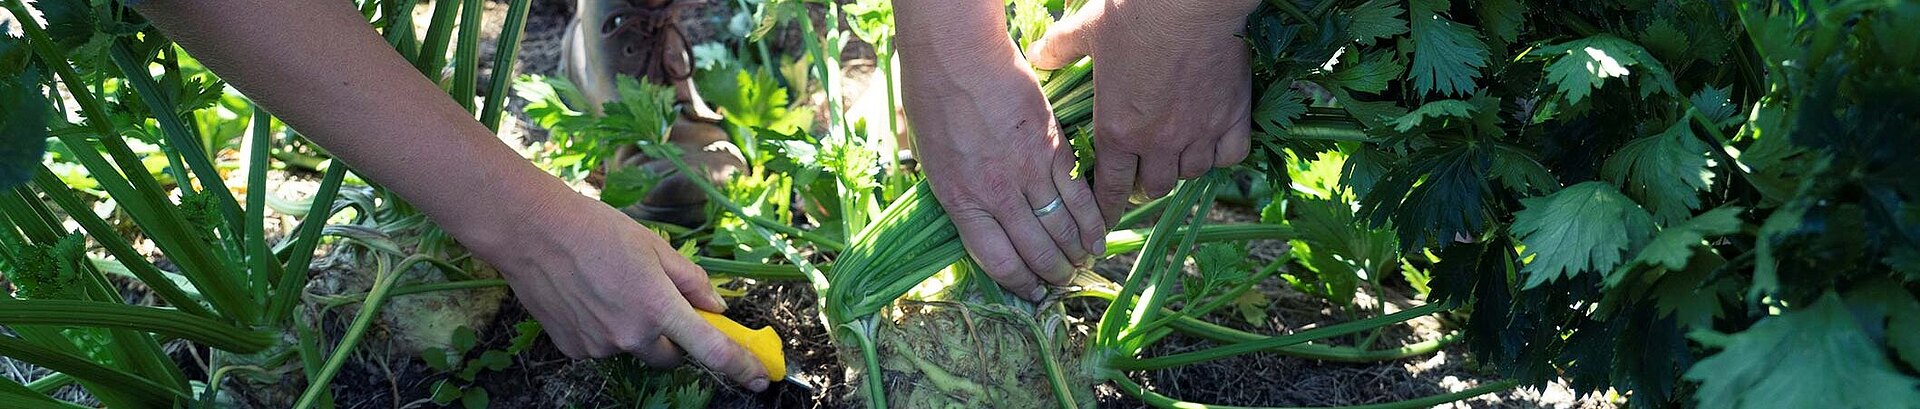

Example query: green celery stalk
[4,0,257,321]
[0,300,274,352]
[414,0,463,75]
[451,0,483,112]
[0,336,183,407]
[479,0,533,131]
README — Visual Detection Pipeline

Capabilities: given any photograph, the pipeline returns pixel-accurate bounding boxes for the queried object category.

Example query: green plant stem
[743,213,847,251]
[1106,303,1445,371]
[386,0,421,55]
[109,42,247,244]
[1110,375,1516,409]
[1027,312,1079,409]
[1685,107,1759,188]
[680,224,1286,281]
[414,0,463,75]
[244,108,288,304]
[29,169,211,317]
[1095,177,1211,346]
[1104,224,1293,255]
[0,377,85,409]
[294,318,334,409]
[0,336,187,405]
[451,0,483,112]
[313,279,509,307]
[0,300,274,352]
[266,164,349,325]
[1172,316,1459,362]
[5,0,256,321]
[271,149,331,172]
[478,0,532,131]
[846,319,888,409]
[1128,257,1287,340]
[4,188,190,390]
[196,365,266,407]
[697,257,815,281]
[1119,178,1221,350]
[1113,196,1168,229]
[664,152,846,257]
[22,373,71,395]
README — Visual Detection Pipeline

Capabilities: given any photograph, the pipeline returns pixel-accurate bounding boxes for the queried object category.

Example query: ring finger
[1027,190,1089,268]
[1004,188,1076,285]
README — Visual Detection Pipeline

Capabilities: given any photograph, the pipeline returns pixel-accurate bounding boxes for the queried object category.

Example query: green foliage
[1511,182,1654,288]
[1603,120,1714,225]
[693,62,813,135]
[1685,294,1920,409]
[0,233,88,299]
[601,356,714,409]
[1404,0,1487,97]
[1534,35,1675,106]
[514,74,676,180]
[1358,143,1490,251]
[1388,99,1476,132]
[1251,84,1307,137]
[1249,0,1920,406]
[423,321,542,408]
[1619,206,1743,277]
[1329,50,1404,94]
[1342,0,1407,46]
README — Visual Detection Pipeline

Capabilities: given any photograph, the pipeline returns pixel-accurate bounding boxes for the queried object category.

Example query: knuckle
[697,342,751,374]
[1180,165,1207,179]
[948,207,997,223]
[1048,225,1081,247]
[613,334,651,353]
[1020,252,1056,273]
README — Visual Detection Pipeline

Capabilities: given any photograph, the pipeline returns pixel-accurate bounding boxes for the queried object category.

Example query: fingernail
[714,294,730,312]
[749,378,770,393]
[1029,287,1048,301]
[1095,236,1108,255]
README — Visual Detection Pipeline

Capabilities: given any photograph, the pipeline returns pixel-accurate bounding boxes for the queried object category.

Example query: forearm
[893,0,1025,85]
[133,0,578,248]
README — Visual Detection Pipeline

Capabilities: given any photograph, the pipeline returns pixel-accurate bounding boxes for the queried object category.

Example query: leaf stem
[1105,303,1445,370]
[1110,375,1515,409]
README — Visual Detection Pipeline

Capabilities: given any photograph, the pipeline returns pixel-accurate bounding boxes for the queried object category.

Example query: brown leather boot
[562,0,744,227]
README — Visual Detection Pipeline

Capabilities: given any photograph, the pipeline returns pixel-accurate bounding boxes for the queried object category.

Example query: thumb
[1027,1,1103,70]
[663,306,771,391]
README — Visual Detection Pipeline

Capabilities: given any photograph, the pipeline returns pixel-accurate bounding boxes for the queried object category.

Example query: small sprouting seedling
[600,357,713,409]
[422,320,543,408]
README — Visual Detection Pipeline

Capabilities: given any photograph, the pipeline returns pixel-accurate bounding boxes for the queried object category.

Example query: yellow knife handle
[695,310,787,379]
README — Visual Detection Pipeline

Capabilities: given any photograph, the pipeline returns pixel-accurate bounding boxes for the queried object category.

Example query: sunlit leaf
[1512,182,1655,288]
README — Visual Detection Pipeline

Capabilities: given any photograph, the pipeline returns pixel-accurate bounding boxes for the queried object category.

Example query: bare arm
[133,0,564,233]
[133,0,769,390]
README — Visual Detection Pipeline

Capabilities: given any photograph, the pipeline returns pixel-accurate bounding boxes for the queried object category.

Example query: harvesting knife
[695,310,814,391]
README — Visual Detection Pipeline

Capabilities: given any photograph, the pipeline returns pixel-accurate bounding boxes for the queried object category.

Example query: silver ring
[1033,197,1065,217]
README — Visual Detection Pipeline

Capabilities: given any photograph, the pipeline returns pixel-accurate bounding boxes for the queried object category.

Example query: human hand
[1028,0,1259,225]
[448,194,770,391]
[898,31,1106,300]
